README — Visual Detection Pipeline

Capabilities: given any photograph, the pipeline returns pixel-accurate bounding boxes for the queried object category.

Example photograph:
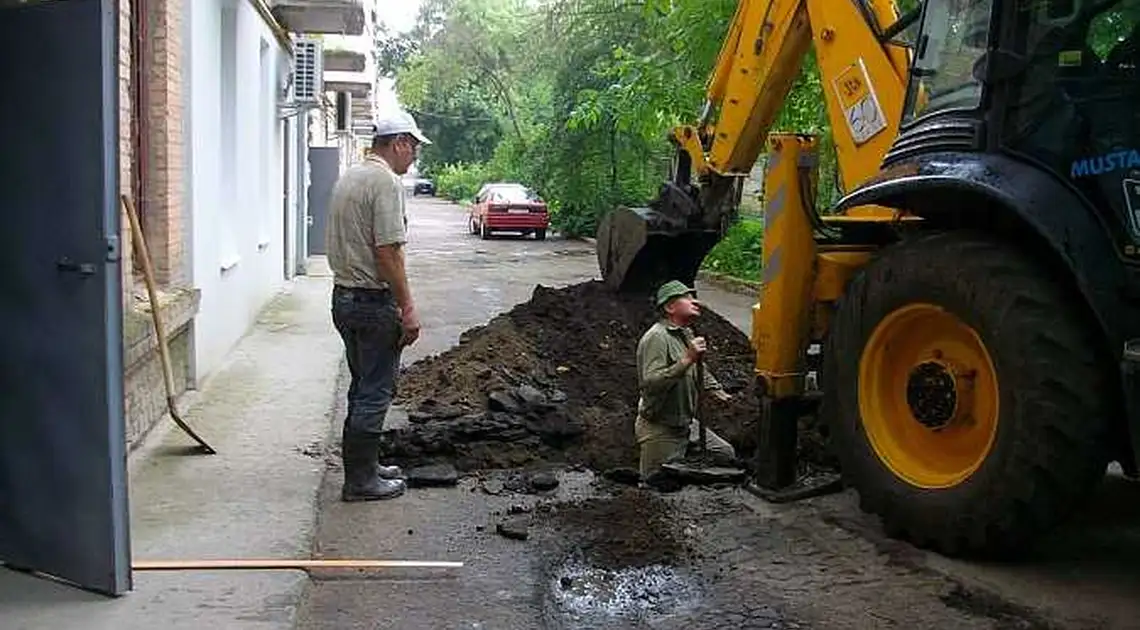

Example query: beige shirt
[325,154,407,289]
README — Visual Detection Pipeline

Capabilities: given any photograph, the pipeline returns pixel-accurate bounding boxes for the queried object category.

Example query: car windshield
[490,185,540,202]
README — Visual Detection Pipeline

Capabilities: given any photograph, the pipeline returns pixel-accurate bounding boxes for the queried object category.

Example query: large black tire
[822,230,1113,558]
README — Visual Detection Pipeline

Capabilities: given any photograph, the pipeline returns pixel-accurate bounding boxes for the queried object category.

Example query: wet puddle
[545,553,702,628]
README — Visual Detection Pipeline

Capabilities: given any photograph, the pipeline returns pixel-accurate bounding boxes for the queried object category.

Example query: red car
[468,182,549,240]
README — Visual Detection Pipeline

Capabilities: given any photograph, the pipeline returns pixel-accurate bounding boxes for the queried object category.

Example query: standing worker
[634,280,738,482]
[326,110,430,502]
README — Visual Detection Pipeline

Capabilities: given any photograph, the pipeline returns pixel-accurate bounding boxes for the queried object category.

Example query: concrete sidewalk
[0,261,343,629]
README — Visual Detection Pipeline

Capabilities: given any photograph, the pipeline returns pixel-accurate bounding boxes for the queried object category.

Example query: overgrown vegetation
[379,0,911,278]
[703,219,764,282]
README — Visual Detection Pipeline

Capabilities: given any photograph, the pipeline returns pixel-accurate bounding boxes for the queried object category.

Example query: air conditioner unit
[292,38,323,104]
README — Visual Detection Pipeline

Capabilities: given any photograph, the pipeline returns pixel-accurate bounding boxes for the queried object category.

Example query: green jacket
[635,320,723,428]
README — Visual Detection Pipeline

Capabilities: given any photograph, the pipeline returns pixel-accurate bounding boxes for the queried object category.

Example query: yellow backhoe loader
[598,0,1140,558]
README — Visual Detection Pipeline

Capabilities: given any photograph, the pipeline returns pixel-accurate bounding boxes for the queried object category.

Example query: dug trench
[380,280,836,477]
[332,280,1070,629]
[369,281,855,625]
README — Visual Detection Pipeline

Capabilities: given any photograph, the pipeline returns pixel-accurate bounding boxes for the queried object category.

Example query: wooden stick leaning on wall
[120,194,217,455]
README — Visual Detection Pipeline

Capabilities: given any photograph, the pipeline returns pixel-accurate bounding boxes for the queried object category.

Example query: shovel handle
[696,357,707,453]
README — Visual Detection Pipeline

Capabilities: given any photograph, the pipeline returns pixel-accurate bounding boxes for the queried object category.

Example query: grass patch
[701,218,764,282]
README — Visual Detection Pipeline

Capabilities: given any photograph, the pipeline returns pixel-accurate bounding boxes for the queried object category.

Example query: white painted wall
[186,0,298,381]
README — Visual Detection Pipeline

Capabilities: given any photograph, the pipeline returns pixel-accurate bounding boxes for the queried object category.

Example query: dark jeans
[331,285,403,439]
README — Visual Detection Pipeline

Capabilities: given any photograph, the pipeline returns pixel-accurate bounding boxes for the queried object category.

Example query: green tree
[383,0,920,264]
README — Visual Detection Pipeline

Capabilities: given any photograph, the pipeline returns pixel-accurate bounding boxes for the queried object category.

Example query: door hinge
[106,235,121,262]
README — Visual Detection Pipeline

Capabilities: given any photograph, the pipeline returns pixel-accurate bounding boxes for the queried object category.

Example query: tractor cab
[892,0,1140,254]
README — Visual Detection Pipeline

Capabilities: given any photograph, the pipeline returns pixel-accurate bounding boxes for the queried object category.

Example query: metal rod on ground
[133,559,464,571]
[121,194,217,455]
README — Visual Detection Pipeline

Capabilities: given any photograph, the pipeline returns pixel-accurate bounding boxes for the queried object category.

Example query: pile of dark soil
[538,489,693,569]
[381,280,833,474]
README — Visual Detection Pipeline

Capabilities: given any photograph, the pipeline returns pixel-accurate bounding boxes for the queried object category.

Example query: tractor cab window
[1000,0,1140,240]
[887,0,924,46]
[902,0,995,122]
[1087,1,1140,62]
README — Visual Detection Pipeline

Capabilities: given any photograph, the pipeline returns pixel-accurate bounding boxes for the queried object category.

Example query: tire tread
[823,230,1111,557]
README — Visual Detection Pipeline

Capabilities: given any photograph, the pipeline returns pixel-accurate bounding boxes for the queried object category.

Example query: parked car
[402,176,435,196]
[468,182,549,240]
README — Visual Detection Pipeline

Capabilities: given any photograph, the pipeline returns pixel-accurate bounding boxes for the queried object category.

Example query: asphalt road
[295,197,1140,630]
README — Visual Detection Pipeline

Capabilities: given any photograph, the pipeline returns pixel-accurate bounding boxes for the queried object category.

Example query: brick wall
[119,0,134,293]
[121,0,187,288]
[118,0,197,449]
[143,0,186,287]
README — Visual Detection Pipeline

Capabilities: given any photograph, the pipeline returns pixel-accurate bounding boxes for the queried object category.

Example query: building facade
[269,0,391,260]
[120,0,311,446]
[185,0,299,379]
[296,0,382,167]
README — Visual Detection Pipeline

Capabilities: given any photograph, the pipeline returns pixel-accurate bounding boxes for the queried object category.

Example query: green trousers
[634,415,736,479]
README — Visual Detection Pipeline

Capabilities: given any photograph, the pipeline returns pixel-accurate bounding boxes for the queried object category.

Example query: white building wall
[187,0,298,380]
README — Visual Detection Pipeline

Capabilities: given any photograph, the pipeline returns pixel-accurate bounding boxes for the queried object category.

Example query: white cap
[372,109,432,145]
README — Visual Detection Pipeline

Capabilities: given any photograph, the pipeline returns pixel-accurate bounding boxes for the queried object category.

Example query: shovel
[695,356,708,454]
[682,326,708,455]
[122,194,216,454]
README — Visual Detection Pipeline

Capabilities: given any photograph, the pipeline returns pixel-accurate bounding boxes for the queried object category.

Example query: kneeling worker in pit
[634,280,737,481]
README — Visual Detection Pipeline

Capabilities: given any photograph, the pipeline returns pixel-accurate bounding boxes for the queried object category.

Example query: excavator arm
[596,0,915,293]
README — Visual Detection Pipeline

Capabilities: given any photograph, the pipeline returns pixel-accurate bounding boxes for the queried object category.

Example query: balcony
[352,120,374,137]
[350,95,371,117]
[269,0,364,36]
[352,107,372,135]
[323,73,372,98]
[322,48,365,72]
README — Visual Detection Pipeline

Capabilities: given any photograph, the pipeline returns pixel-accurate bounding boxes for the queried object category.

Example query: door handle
[57,257,96,277]
[306,215,314,227]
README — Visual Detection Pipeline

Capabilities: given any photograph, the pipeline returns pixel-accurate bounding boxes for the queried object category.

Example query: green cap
[655,280,696,307]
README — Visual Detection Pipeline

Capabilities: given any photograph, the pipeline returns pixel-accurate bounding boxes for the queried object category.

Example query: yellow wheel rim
[858,303,1000,489]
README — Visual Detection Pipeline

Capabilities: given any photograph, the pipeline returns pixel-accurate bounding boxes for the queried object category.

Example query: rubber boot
[341,425,404,479]
[341,435,406,502]
[378,463,406,480]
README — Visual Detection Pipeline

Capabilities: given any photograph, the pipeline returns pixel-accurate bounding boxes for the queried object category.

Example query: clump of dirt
[382,280,834,474]
[939,583,1058,630]
[538,489,692,569]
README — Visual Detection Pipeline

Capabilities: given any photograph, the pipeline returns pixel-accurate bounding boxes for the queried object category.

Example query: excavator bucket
[596,205,722,294]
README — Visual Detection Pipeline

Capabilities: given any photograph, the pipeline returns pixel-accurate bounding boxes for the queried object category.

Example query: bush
[434,162,493,203]
[701,218,764,281]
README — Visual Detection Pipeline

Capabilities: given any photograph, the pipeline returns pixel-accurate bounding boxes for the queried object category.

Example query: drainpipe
[295,110,308,276]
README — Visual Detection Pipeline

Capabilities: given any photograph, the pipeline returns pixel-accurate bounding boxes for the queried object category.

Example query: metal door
[0,0,131,596]
[307,147,340,255]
